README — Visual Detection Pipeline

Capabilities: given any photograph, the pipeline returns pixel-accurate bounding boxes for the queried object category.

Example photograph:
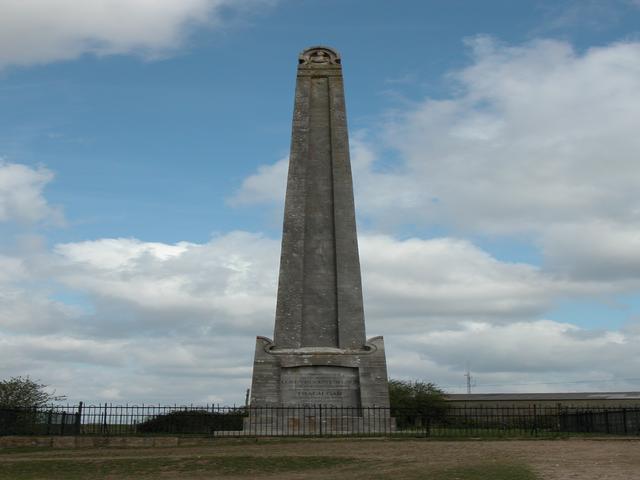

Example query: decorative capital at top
[298,46,341,66]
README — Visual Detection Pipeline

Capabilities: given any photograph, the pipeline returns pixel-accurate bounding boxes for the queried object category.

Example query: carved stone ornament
[298,46,341,65]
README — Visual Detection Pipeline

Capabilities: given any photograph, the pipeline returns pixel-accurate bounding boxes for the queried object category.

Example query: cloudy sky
[1,0,640,404]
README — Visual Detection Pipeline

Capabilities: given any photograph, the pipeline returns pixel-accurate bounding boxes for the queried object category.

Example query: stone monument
[247,46,391,432]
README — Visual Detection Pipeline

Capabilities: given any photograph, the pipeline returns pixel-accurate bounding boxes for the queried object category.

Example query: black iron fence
[1,404,639,437]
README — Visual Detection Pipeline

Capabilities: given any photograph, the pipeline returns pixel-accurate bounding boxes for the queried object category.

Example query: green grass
[370,463,539,480]
[431,463,538,480]
[0,447,57,455]
[393,427,563,438]
[0,455,360,479]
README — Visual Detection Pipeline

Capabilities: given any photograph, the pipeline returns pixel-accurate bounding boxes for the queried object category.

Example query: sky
[1,0,640,405]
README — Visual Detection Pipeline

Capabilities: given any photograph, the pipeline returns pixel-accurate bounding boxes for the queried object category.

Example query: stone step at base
[243,415,396,435]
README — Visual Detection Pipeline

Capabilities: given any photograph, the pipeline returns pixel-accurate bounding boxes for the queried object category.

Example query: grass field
[1,438,638,479]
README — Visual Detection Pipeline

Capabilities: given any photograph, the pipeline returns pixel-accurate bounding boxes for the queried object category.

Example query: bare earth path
[1,438,639,479]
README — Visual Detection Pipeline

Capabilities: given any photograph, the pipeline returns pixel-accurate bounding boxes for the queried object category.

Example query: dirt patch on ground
[1,438,639,479]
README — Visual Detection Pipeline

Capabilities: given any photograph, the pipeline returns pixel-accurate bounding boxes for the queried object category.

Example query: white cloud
[4,35,640,402]
[52,232,280,333]
[361,235,560,331]
[410,320,629,373]
[0,161,63,224]
[542,221,640,281]
[0,333,253,403]
[387,319,640,393]
[0,231,272,402]
[228,156,288,206]
[4,230,634,401]
[47,233,583,337]
[235,38,640,284]
[380,38,640,238]
[0,255,28,283]
[0,0,274,70]
[538,0,630,32]
[0,286,81,334]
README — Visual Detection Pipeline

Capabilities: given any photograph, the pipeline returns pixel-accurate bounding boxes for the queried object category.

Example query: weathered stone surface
[248,46,391,419]
[250,335,390,408]
[280,366,360,407]
[273,46,365,350]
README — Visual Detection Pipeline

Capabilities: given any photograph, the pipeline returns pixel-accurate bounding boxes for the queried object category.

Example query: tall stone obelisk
[248,46,390,412]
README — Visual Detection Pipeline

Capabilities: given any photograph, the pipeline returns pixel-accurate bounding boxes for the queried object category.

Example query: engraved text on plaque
[280,366,360,407]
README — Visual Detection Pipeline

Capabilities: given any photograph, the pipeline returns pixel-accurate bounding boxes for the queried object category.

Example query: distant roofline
[446,392,640,400]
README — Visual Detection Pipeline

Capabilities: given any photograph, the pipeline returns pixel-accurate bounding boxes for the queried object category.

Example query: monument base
[246,336,392,434]
[243,409,396,435]
[249,336,391,408]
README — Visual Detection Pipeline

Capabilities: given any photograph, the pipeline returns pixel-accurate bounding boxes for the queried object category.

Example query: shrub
[388,379,448,429]
[0,408,39,435]
[136,409,245,434]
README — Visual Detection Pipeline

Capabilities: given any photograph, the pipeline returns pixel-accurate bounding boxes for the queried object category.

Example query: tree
[0,376,61,408]
[388,379,448,428]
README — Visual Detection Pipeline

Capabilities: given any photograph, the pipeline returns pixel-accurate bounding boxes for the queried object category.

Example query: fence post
[75,402,83,435]
[45,409,52,435]
[60,411,66,436]
[623,408,628,435]
[533,404,538,436]
[102,403,108,435]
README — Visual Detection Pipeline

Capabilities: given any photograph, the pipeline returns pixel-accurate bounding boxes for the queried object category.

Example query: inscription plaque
[280,366,360,407]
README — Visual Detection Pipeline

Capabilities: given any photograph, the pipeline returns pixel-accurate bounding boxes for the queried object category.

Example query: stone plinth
[244,409,396,436]
[250,336,390,409]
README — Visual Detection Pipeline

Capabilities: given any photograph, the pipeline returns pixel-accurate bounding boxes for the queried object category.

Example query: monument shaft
[274,48,365,350]
[248,47,390,416]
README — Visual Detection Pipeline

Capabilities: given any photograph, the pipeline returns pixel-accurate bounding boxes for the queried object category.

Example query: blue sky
[1,0,640,404]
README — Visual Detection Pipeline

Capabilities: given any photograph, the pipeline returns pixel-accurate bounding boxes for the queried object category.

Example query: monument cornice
[257,336,379,355]
[298,45,341,66]
[296,69,343,77]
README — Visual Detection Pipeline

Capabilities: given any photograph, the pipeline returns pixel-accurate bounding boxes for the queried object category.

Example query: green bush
[0,408,39,435]
[388,379,448,429]
[136,409,246,434]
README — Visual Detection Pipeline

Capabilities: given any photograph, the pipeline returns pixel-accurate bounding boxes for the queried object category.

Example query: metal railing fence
[1,404,639,437]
